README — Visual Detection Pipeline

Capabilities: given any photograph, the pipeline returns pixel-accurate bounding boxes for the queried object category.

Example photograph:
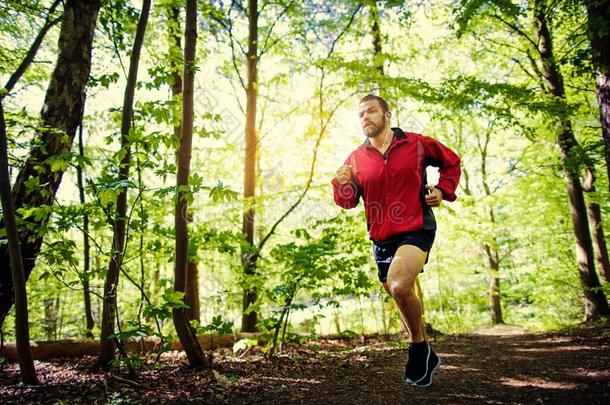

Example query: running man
[332,95,461,387]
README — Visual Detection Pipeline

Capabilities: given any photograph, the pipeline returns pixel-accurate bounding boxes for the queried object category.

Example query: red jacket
[332,128,461,242]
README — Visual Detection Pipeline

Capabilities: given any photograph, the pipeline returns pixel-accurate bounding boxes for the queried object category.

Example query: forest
[0,0,609,403]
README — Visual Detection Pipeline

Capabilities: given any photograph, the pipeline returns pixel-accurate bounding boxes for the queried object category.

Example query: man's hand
[336,164,353,185]
[425,185,443,207]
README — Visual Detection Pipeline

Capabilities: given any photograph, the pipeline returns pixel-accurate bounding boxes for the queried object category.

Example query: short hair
[359,94,389,113]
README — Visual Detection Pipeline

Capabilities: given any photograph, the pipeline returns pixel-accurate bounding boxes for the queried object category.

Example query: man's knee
[386,276,415,298]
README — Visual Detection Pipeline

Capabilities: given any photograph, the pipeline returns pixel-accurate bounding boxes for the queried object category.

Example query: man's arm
[421,136,461,202]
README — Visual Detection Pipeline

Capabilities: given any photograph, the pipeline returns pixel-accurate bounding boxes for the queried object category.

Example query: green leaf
[162,289,189,309]
[199,315,234,335]
[209,181,238,202]
[99,189,117,208]
[49,157,69,172]
[23,176,40,192]
[18,205,52,222]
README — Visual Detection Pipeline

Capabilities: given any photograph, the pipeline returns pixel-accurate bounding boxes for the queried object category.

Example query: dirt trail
[1,322,609,404]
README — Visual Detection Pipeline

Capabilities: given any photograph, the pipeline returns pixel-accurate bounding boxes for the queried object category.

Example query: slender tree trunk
[172,0,207,367]
[0,0,101,327]
[370,1,384,76]
[76,117,94,338]
[254,108,265,283]
[56,295,64,339]
[483,241,503,324]
[597,71,610,194]
[489,270,502,324]
[94,255,102,322]
[379,294,388,334]
[3,0,62,95]
[168,4,199,324]
[534,0,609,319]
[236,1,353,333]
[464,123,505,325]
[584,0,610,193]
[0,100,37,384]
[558,162,608,318]
[186,258,200,322]
[166,4,201,324]
[582,0,610,281]
[481,136,503,324]
[153,257,161,299]
[235,2,359,334]
[0,14,62,350]
[587,202,610,282]
[582,168,610,282]
[241,0,259,333]
[44,298,58,340]
[333,310,341,334]
[98,0,151,368]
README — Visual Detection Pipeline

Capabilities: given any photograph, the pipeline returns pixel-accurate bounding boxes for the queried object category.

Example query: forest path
[1,322,609,404]
[472,324,529,336]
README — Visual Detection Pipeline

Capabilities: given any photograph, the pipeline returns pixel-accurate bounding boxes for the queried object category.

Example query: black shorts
[372,230,435,283]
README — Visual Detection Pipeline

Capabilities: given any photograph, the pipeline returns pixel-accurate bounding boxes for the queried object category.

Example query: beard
[363,120,386,138]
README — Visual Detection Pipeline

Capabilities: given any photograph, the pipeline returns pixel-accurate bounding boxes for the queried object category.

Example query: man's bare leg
[383,244,440,386]
[382,282,426,340]
[384,245,427,342]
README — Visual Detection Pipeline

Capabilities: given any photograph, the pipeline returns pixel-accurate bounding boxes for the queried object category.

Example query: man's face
[359,99,387,138]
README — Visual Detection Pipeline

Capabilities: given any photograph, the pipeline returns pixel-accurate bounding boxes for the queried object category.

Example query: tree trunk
[584,0,610,194]
[172,0,207,367]
[534,0,609,319]
[483,242,503,324]
[56,295,64,339]
[587,202,610,282]
[559,164,609,318]
[98,0,151,368]
[241,0,259,333]
[0,100,37,384]
[76,118,94,338]
[461,125,505,325]
[333,310,342,334]
[186,259,200,322]
[481,128,503,326]
[3,332,257,362]
[0,0,101,328]
[153,257,161,299]
[235,2,355,334]
[166,4,201,324]
[44,298,58,340]
[582,168,610,282]
[379,294,388,334]
[370,1,384,76]
[3,0,62,95]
